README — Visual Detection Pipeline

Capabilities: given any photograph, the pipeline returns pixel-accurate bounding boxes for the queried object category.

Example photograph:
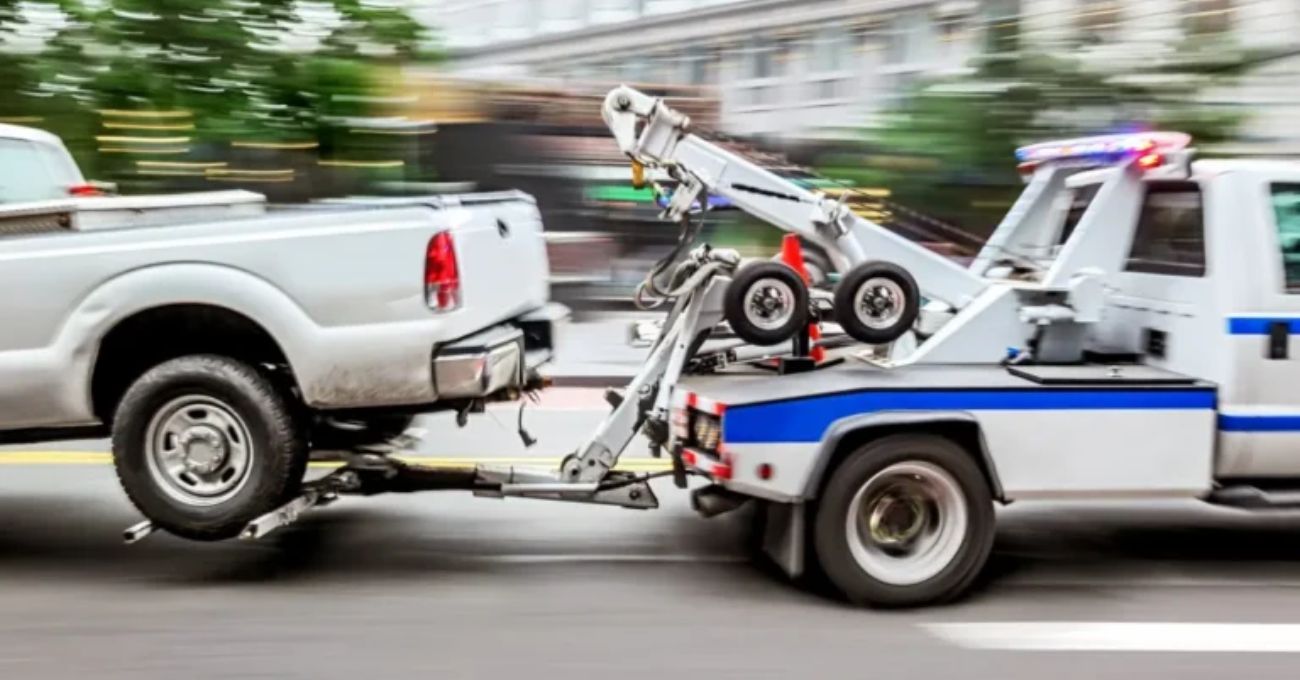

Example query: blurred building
[420,0,988,138]
[1017,0,1300,155]
[422,0,1300,153]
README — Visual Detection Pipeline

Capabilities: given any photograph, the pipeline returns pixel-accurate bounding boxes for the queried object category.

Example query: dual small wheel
[723,260,921,347]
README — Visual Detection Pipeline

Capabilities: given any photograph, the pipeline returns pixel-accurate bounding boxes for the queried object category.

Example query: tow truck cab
[671,150,1300,508]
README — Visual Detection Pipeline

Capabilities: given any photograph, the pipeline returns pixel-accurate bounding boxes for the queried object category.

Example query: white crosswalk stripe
[924,622,1300,653]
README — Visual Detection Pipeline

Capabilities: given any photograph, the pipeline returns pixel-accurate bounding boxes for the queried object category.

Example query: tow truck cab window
[1124,182,1206,277]
[1271,183,1300,293]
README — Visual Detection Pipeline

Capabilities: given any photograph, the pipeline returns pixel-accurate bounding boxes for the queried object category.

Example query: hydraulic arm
[600,85,989,311]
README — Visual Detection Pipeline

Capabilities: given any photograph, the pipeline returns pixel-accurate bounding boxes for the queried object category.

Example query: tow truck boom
[601,85,987,311]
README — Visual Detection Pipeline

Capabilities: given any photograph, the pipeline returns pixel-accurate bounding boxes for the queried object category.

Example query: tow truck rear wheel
[813,434,994,607]
[723,261,810,346]
[111,355,308,541]
[833,261,920,345]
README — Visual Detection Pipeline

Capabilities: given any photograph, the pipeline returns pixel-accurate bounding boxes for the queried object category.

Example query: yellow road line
[0,451,673,471]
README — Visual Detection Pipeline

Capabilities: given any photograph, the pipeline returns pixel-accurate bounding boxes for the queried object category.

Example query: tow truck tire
[111,355,308,541]
[724,261,810,346]
[833,261,920,345]
[813,434,994,607]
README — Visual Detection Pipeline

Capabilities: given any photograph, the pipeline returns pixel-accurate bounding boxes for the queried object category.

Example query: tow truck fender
[799,411,1005,502]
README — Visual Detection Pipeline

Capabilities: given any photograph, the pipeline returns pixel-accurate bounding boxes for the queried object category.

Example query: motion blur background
[3,0,1297,306]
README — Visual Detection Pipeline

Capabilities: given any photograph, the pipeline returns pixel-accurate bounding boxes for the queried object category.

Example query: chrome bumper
[432,311,563,399]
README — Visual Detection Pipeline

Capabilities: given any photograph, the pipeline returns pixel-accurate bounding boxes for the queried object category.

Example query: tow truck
[126,85,1300,609]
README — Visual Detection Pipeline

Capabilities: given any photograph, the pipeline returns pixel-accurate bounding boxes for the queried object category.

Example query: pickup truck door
[1217,174,1300,477]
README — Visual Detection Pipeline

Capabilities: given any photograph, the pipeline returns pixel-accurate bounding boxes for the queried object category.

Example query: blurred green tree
[91,0,432,141]
[820,31,1258,236]
[0,0,433,183]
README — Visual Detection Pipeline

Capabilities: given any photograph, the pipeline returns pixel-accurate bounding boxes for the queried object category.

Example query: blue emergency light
[1015,132,1191,170]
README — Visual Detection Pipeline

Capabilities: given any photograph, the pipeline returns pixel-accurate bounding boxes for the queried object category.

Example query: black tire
[813,434,994,607]
[723,261,810,346]
[833,261,920,345]
[111,355,308,541]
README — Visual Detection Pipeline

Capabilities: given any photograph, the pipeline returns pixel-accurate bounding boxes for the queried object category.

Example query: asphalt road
[6,318,1300,678]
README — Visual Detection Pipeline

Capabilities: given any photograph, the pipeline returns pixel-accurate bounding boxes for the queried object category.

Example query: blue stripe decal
[1219,414,1300,432]
[723,389,1216,444]
[1227,317,1300,335]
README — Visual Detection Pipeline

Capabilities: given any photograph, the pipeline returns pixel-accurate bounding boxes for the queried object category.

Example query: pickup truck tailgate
[443,192,550,332]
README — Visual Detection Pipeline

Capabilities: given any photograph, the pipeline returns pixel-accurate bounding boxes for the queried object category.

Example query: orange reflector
[631,161,646,189]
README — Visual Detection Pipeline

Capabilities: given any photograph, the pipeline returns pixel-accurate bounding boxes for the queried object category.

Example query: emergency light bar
[1015,132,1191,171]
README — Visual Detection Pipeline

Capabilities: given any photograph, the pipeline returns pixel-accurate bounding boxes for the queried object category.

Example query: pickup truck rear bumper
[431,304,566,399]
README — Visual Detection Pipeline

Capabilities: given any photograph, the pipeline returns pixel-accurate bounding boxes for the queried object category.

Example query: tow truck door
[1216,171,1300,477]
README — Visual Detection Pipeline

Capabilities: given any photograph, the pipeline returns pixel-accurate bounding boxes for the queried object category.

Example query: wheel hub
[177,425,230,475]
[145,395,255,505]
[853,277,906,329]
[745,280,795,330]
[866,492,927,547]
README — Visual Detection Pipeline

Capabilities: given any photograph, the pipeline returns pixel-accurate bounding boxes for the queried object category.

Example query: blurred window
[1125,183,1206,277]
[1075,0,1122,44]
[1270,183,1300,292]
[885,11,936,64]
[0,138,80,204]
[811,28,849,73]
[685,47,716,85]
[745,40,777,80]
[1184,0,1234,36]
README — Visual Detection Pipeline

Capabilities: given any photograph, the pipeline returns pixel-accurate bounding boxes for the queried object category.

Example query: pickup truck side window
[1124,183,1206,277]
[1272,183,1300,293]
[0,138,80,204]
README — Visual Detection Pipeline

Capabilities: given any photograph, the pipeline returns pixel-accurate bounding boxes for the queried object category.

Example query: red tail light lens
[68,184,104,197]
[425,231,460,312]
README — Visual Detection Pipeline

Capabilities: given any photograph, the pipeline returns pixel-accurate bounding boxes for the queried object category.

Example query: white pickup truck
[0,123,562,540]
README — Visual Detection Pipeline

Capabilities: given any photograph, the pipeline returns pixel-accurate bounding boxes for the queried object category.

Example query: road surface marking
[0,451,673,471]
[478,553,746,565]
[925,622,1300,653]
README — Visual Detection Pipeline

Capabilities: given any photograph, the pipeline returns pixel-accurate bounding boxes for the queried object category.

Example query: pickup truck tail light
[425,231,461,312]
[68,184,104,197]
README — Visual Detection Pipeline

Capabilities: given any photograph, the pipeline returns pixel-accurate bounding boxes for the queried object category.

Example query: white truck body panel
[669,157,1300,503]
[0,200,550,430]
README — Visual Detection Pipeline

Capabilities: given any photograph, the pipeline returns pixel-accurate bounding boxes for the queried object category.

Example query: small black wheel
[723,261,810,346]
[813,434,994,607]
[833,261,920,345]
[111,355,308,541]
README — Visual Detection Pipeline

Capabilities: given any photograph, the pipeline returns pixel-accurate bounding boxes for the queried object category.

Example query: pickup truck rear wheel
[111,355,308,541]
[813,434,994,607]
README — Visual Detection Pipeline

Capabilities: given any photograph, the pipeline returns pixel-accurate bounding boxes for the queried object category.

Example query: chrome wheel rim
[853,277,906,330]
[745,277,797,331]
[145,395,254,506]
[845,461,967,586]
